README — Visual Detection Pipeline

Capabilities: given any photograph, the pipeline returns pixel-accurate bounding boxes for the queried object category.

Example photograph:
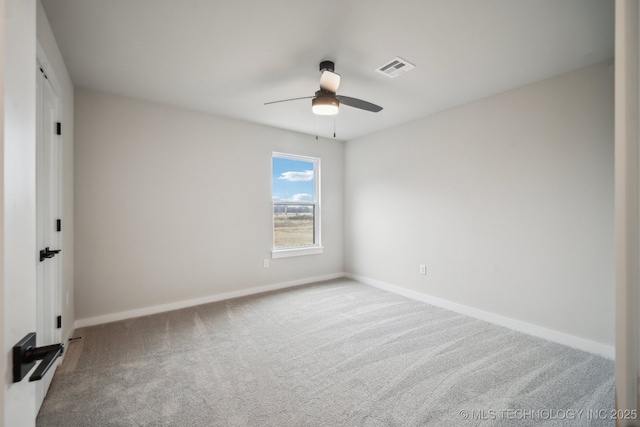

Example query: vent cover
[375,57,415,78]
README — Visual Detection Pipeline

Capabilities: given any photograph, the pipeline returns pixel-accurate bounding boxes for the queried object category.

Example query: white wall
[345,62,614,348]
[36,0,75,347]
[2,0,38,425]
[74,89,344,321]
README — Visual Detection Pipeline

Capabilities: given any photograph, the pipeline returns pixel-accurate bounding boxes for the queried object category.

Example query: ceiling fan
[265,61,383,116]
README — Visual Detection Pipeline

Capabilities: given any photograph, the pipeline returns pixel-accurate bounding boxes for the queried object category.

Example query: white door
[35,65,62,412]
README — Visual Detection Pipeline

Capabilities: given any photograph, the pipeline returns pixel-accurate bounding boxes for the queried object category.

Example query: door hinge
[56,122,62,136]
[56,316,62,329]
[56,219,62,232]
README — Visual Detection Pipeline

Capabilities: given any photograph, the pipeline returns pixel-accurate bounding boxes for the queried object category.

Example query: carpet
[37,278,615,426]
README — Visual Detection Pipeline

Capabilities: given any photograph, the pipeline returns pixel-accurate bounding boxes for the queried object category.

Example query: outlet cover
[419,264,426,275]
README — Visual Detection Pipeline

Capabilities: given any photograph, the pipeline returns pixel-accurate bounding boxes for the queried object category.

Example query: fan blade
[320,70,340,93]
[264,96,314,105]
[336,95,383,112]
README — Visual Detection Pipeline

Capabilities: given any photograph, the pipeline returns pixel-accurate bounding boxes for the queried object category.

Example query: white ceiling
[40,0,614,141]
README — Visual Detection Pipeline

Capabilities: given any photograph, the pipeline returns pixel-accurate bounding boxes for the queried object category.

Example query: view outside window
[272,153,319,249]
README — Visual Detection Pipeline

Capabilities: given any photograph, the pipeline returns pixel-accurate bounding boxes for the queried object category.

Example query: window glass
[272,154,319,251]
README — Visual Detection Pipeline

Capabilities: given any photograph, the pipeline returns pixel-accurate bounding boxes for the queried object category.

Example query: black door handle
[12,332,64,382]
[39,247,61,262]
[28,343,64,382]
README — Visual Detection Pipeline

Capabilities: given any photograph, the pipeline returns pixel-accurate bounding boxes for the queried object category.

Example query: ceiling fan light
[312,96,339,115]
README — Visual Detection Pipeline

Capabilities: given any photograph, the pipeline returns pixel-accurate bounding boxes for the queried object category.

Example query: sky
[272,156,315,202]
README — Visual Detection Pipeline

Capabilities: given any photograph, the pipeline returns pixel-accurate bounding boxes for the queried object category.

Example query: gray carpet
[37,278,614,426]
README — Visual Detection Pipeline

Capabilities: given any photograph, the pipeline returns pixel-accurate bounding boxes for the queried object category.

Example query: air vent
[375,57,415,78]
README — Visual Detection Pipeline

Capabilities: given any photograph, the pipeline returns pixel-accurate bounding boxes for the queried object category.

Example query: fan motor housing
[319,61,335,73]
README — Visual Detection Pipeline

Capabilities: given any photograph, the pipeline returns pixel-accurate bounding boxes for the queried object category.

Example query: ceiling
[40,0,614,141]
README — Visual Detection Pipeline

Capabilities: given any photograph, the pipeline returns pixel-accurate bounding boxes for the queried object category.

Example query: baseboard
[74,272,346,329]
[346,273,615,360]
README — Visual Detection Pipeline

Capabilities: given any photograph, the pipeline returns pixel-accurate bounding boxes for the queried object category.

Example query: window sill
[271,246,324,259]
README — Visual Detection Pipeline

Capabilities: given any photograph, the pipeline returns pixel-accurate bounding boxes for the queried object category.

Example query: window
[272,152,322,258]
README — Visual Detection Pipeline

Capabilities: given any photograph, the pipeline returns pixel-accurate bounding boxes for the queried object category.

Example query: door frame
[614,0,640,420]
[2,1,39,426]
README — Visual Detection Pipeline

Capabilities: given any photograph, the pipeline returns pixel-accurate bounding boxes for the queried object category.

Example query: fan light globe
[312,96,339,115]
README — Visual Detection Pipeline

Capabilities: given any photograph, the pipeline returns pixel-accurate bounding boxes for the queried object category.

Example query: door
[35,65,62,412]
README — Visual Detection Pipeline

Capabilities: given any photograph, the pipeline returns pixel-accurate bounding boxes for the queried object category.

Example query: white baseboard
[74,273,345,329]
[346,273,615,360]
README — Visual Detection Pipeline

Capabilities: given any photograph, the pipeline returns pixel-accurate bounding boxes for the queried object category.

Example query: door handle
[39,247,61,262]
[28,343,64,382]
[13,332,64,382]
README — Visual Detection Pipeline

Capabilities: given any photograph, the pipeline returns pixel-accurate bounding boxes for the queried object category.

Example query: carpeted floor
[37,278,615,426]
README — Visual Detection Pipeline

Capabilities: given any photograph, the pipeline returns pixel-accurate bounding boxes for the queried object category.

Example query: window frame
[271,152,322,259]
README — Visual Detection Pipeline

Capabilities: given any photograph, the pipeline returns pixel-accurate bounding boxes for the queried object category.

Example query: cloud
[273,193,313,202]
[291,193,313,202]
[278,170,314,182]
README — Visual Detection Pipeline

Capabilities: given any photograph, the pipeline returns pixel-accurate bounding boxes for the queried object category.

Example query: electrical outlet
[263,259,269,268]
[419,264,426,275]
